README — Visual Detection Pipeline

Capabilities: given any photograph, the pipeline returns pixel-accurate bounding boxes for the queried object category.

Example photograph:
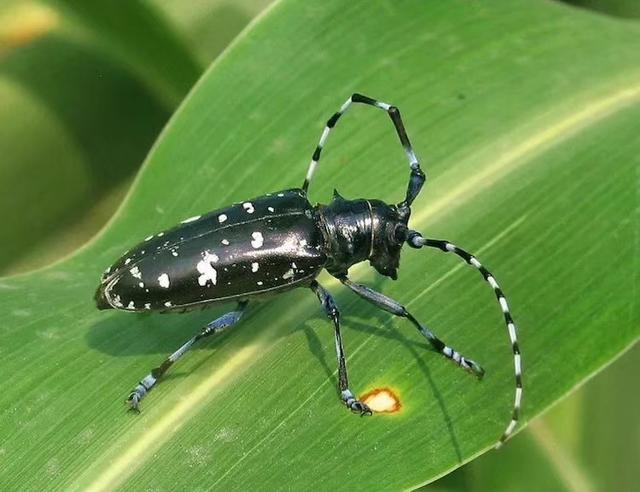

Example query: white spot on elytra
[268,206,275,213]
[171,250,179,257]
[251,262,259,272]
[158,273,170,288]
[277,193,284,197]
[164,301,172,307]
[129,266,142,279]
[138,282,144,288]
[291,262,297,269]
[182,215,201,224]
[145,235,153,241]
[157,232,164,237]
[124,258,131,265]
[282,268,294,280]
[218,214,227,223]
[257,281,263,286]
[243,202,255,214]
[251,232,264,249]
[127,301,135,309]
[144,303,151,310]
[221,239,229,245]
[197,251,219,286]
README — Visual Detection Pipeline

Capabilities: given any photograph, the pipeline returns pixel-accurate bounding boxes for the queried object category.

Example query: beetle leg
[127,301,248,411]
[336,275,485,379]
[302,93,425,212]
[310,280,372,416]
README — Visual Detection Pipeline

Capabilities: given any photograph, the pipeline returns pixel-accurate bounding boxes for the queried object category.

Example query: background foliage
[1,1,638,490]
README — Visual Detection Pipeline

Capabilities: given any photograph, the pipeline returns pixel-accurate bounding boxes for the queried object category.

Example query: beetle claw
[341,389,372,416]
[125,373,157,412]
[126,392,142,412]
[126,382,150,412]
[349,400,373,416]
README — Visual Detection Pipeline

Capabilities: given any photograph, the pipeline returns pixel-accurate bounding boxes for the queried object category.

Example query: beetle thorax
[316,191,408,279]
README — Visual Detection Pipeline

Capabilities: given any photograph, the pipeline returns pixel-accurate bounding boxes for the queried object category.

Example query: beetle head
[367,199,409,280]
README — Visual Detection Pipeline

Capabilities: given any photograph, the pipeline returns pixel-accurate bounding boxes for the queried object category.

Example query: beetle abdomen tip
[94,286,112,310]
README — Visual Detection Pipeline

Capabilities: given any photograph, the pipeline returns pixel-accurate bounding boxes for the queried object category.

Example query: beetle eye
[394,224,408,243]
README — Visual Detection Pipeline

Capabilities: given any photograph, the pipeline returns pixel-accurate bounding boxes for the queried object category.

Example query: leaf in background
[425,432,570,492]
[151,0,273,65]
[44,0,203,107]
[0,0,273,275]
[573,345,639,490]
[428,345,639,492]
[0,2,170,275]
[1,0,639,490]
[562,0,640,19]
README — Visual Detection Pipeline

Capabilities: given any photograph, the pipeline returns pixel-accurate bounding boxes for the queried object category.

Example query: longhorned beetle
[95,93,522,447]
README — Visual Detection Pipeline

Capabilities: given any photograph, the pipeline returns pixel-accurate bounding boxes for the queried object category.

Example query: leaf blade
[1,1,639,490]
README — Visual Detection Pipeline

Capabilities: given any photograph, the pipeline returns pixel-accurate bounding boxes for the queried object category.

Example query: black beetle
[95,93,522,448]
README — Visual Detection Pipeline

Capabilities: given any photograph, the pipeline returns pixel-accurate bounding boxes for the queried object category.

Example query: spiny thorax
[315,191,407,279]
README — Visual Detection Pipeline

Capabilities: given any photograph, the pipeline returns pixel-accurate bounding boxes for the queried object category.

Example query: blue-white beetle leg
[310,280,372,416]
[336,275,485,378]
[127,301,249,411]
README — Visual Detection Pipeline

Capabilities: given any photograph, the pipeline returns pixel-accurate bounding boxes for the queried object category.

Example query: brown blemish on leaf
[361,387,401,414]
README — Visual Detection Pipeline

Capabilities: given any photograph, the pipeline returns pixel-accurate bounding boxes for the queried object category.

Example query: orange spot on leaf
[361,387,401,413]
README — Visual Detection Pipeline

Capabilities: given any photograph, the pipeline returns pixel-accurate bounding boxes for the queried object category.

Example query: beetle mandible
[95,93,522,448]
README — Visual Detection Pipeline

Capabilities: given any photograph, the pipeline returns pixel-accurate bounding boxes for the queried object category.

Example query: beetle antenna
[406,230,522,448]
[302,93,426,214]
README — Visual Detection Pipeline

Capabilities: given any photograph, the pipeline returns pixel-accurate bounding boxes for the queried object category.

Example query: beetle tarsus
[126,373,157,412]
[349,400,373,416]
[341,389,372,416]
[126,391,143,413]
[462,358,485,380]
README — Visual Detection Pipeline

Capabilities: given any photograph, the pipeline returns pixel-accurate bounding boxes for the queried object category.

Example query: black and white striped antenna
[407,232,523,448]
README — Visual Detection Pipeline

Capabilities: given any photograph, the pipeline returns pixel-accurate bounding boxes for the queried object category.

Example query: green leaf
[0,0,272,275]
[562,0,640,19]
[429,345,640,492]
[45,0,203,106]
[0,6,170,274]
[1,0,639,489]
[151,0,274,64]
